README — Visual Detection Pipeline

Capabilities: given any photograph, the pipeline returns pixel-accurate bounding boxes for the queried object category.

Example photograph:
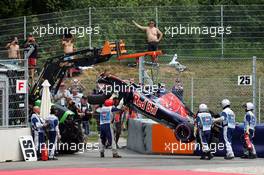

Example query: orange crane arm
[116,50,162,60]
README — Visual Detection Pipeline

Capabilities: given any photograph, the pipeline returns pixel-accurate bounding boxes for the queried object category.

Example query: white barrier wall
[0,127,31,162]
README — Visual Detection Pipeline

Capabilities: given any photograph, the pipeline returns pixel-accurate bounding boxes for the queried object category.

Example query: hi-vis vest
[99,106,112,125]
[197,112,213,131]
[221,108,236,129]
[46,114,59,132]
[31,113,45,133]
[244,111,256,130]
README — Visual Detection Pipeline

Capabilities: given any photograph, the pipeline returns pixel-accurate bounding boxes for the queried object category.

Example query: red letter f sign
[16,80,27,94]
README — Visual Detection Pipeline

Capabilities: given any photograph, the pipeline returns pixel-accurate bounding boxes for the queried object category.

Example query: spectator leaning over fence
[172,78,184,102]
[132,19,163,51]
[5,37,21,64]
[24,33,38,83]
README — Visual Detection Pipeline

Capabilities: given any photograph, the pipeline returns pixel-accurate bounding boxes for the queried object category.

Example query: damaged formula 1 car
[89,73,221,143]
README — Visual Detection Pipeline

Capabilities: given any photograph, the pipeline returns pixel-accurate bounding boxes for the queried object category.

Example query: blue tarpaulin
[195,124,264,157]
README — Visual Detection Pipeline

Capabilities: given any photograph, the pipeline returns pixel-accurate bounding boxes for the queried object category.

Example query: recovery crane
[29,40,126,153]
[30,40,126,104]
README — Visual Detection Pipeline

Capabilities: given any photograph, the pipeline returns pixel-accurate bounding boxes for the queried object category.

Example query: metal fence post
[23,16,27,40]
[221,5,224,58]
[155,6,159,28]
[139,56,144,84]
[89,7,92,49]
[253,56,257,117]
[24,59,29,126]
[191,77,194,111]
[258,78,261,123]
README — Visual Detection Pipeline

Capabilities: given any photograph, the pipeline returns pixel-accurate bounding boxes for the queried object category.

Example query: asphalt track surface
[0,147,263,175]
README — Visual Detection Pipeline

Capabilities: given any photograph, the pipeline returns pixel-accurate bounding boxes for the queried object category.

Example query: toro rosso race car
[89,73,220,143]
[89,73,264,157]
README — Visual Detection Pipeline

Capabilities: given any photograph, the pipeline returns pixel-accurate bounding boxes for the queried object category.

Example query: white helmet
[199,104,208,112]
[245,102,254,111]
[221,99,230,108]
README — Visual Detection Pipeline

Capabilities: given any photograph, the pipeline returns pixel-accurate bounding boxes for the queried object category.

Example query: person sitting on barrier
[31,106,46,160]
[214,99,236,160]
[194,104,214,160]
[46,107,60,160]
[241,102,257,159]
[96,98,124,158]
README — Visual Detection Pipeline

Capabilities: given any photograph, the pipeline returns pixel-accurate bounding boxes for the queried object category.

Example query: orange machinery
[101,40,127,56]
[100,40,162,62]
[116,50,162,62]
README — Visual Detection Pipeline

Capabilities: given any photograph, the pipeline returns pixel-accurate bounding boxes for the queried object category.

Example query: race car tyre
[174,122,195,143]
[58,120,84,154]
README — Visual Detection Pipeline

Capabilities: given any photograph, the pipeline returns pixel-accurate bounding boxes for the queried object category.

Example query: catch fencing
[0,5,263,60]
[0,59,29,128]
[78,56,263,123]
[0,5,263,124]
[157,56,263,123]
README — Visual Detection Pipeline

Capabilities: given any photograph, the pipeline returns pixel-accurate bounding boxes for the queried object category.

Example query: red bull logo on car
[133,93,158,116]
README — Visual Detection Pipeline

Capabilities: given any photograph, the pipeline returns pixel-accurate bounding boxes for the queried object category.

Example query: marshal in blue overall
[96,98,123,158]
[46,107,60,160]
[195,104,214,160]
[241,102,257,159]
[214,99,236,160]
